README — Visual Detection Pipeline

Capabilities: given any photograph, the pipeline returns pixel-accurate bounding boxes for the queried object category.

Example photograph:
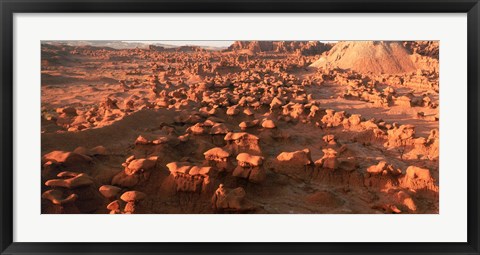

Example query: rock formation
[41,40,440,214]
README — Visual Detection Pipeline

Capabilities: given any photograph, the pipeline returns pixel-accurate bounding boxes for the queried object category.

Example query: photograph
[40,40,439,214]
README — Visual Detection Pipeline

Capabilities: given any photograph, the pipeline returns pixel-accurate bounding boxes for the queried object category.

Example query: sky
[43,40,339,50]
[126,40,337,48]
[127,41,235,48]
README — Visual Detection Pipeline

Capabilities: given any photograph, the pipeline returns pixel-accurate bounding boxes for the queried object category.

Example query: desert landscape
[41,40,439,214]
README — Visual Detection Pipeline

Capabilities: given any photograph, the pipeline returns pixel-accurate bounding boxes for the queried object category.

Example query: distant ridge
[226,41,332,56]
[42,41,227,51]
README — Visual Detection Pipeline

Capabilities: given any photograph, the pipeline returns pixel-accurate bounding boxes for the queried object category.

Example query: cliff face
[227,41,331,56]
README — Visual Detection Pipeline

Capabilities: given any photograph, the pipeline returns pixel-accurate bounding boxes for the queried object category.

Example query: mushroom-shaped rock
[43,151,92,167]
[277,149,312,165]
[226,105,240,116]
[210,123,229,135]
[165,162,213,193]
[112,172,142,188]
[236,153,264,167]
[187,123,206,135]
[204,147,230,161]
[233,155,266,182]
[261,119,276,129]
[99,185,122,200]
[134,135,150,145]
[44,172,103,213]
[41,189,80,214]
[120,191,146,214]
[224,132,261,154]
[203,147,232,172]
[120,191,146,203]
[315,148,339,170]
[106,200,123,214]
[42,190,78,205]
[188,166,212,176]
[125,157,158,175]
[212,185,250,211]
[199,106,218,116]
[166,162,193,176]
[238,120,259,130]
[224,132,258,141]
[112,156,156,188]
[45,173,94,189]
[203,119,217,127]
[272,149,314,176]
[57,171,82,178]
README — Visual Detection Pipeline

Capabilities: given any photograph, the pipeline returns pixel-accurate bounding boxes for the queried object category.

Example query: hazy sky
[127,41,235,47]
[127,41,337,48]
[44,40,339,49]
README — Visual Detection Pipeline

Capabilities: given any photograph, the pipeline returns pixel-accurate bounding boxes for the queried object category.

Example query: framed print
[1,0,479,254]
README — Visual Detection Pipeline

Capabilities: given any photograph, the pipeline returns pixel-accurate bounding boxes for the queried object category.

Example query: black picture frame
[1,0,479,254]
